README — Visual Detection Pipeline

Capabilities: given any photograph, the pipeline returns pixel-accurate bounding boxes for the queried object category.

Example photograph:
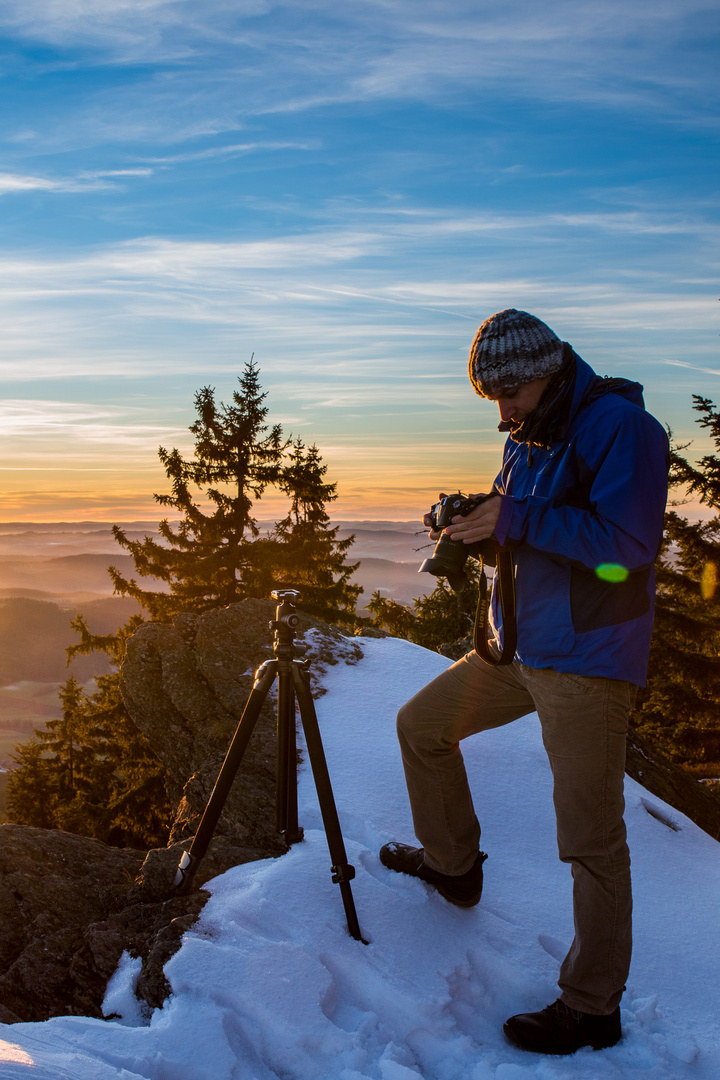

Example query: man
[380,309,669,1055]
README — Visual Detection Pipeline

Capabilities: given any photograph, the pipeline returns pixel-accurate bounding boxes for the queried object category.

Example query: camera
[418,492,496,592]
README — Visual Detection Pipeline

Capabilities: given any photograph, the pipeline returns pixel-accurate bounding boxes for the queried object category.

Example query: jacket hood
[497,349,646,451]
[570,351,645,420]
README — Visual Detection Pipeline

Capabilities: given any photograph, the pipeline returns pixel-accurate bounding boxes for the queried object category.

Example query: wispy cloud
[0,399,188,446]
[0,171,118,194]
[0,230,386,286]
[0,205,714,402]
[663,360,720,379]
[0,170,153,195]
[1,0,717,132]
[78,168,154,178]
[142,141,314,165]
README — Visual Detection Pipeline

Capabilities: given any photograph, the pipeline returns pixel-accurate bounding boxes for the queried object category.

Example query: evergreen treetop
[109,359,290,618]
[273,438,362,624]
[671,396,720,509]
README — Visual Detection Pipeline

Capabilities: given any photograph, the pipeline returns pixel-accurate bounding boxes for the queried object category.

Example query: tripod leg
[174,662,277,894]
[276,670,303,844]
[292,663,364,943]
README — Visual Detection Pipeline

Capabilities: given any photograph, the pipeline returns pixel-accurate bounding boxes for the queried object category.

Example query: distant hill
[0,553,137,598]
[0,596,141,686]
[0,523,436,729]
[0,521,432,603]
[352,558,434,609]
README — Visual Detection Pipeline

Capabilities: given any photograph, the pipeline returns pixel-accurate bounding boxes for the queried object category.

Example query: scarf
[501,343,577,452]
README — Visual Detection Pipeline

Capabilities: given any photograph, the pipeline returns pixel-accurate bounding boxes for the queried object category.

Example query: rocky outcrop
[0,599,361,1023]
[0,824,144,1022]
[0,824,271,1023]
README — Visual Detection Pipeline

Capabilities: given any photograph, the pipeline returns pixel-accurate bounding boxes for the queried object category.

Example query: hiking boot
[379,842,487,907]
[503,998,622,1055]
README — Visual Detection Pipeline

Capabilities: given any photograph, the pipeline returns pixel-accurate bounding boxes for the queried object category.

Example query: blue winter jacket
[490,352,669,685]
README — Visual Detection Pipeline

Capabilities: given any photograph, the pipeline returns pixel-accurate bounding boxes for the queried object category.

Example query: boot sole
[503,1021,621,1055]
[433,882,482,907]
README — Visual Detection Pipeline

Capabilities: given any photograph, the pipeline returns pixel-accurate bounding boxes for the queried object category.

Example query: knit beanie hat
[468,309,565,397]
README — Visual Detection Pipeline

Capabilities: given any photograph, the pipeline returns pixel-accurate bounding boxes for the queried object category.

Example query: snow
[3,636,720,1079]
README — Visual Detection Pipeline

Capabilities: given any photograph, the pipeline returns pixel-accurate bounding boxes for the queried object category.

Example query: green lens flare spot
[595,563,629,583]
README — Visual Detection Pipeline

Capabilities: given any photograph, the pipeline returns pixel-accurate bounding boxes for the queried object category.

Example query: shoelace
[548,1000,584,1024]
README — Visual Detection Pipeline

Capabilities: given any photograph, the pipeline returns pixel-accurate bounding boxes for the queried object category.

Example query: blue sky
[0,0,718,520]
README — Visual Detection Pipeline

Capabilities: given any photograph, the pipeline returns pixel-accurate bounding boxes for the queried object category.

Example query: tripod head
[270,588,305,659]
[271,588,301,617]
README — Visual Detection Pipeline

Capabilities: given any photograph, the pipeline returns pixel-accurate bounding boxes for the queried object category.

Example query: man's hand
[443,493,502,544]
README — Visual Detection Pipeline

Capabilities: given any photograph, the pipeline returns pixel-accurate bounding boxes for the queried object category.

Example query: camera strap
[473,545,517,665]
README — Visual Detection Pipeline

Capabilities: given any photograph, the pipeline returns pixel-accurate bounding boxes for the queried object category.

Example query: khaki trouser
[396,649,637,1016]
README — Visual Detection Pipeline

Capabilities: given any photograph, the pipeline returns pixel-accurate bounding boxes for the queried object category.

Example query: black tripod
[174,590,363,942]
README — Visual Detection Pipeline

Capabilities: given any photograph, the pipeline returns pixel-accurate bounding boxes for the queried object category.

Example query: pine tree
[110,359,289,618]
[57,668,170,848]
[367,590,417,639]
[7,364,362,847]
[411,569,481,651]
[35,674,84,799]
[60,617,171,847]
[631,396,720,773]
[273,438,362,624]
[368,563,483,652]
[8,675,90,830]
[7,634,171,847]
[6,740,56,829]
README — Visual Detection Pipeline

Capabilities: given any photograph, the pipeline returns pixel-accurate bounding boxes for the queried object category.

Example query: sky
[0,0,718,521]
[4,634,720,1078]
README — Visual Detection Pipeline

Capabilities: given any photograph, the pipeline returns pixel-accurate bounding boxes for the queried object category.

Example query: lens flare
[595,563,629,583]
[701,562,718,600]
